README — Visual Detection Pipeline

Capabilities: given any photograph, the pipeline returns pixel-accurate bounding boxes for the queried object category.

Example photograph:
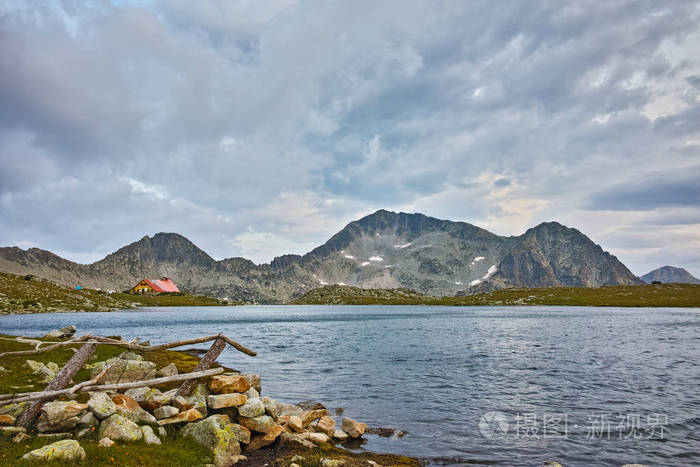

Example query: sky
[0,0,699,276]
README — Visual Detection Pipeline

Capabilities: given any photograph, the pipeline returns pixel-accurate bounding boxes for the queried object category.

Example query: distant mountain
[641,266,700,284]
[0,210,643,302]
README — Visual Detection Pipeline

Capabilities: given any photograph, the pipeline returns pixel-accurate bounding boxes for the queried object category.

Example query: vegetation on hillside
[0,272,231,314]
[292,283,700,307]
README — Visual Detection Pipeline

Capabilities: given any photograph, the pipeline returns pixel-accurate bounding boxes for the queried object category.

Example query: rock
[238,398,265,418]
[277,402,303,418]
[118,351,143,361]
[75,427,92,439]
[38,401,87,432]
[247,424,283,451]
[288,415,303,432]
[238,415,274,433]
[21,439,85,462]
[297,401,326,411]
[25,360,58,382]
[92,358,156,384]
[367,427,399,437]
[243,388,260,399]
[154,406,180,420]
[209,375,250,394]
[181,415,241,467]
[158,426,167,438]
[98,437,115,447]
[157,408,203,426]
[77,411,99,428]
[260,396,278,419]
[543,463,563,467]
[207,393,247,409]
[229,423,251,445]
[341,417,366,438]
[140,389,171,412]
[291,464,301,467]
[315,416,336,436]
[291,455,306,462]
[12,432,30,444]
[0,402,27,418]
[124,387,150,401]
[301,409,327,427]
[279,432,315,449]
[0,414,15,425]
[141,425,161,445]
[38,432,72,440]
[111,394,157,424]
[88,392,117,419]
[43,325,77,339]
[242,374,261,393]
[333,429,348,441]
[0,426,26,435]
[98,414,143,442]
[185,383,210,417]
[157,363,178,377]
[171,395,191,411]
[305,432,331,444]
[320,459,346,467]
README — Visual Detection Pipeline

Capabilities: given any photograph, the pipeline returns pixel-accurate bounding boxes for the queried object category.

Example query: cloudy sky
[1,1,699,276]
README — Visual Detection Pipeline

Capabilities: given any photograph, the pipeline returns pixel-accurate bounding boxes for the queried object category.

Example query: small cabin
[130,277,180,294]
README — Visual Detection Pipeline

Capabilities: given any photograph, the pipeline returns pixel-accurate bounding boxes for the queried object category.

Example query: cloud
[0,0,698,275]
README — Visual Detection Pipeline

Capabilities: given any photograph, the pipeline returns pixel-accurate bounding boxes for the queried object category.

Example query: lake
[1,305,699,466]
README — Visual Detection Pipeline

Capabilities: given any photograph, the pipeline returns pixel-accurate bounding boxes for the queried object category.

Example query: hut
[130,277,180,294]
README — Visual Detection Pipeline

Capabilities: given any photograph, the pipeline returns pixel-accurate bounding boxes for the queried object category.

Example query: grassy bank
[0,272,230,314]
[292,283,700,307]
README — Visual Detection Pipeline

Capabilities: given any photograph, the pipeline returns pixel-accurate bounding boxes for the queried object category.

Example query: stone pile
[2,353,371,466]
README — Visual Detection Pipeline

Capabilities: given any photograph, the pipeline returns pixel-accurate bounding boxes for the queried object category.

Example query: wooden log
[176,337,226,397]
[15,342,97,428]
[0,368,224,406]
[0,333,256,358]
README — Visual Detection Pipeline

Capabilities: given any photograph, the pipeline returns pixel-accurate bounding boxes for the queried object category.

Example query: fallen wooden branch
[176,337,226,397]
[0,367,224,407]
[0,333,256,357]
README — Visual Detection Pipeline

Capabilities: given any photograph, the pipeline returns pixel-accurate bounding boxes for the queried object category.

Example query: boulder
[238,415,274,433]
[157,363,179,377]
[207,393,247,409]
[75,427,92,439]
[0,414,15,425]
[25,360,59,383]
[141,425,161,445]
[77,411,99,429]
[171,395,191,411]
[288,415,303,432]
[91,358,156,384]
[238,398,265,418]
[315,416,336,437]
[157,408,203,426]
[21,439,85,462]
[111,394,156,424]
[260,396,278,419]
[87,392,117,419]
[98,414,143,442]
[341,417,366,438]
[229,423,251,445]
[43,325,77,339]
[306,432,331,444]
[98,437,115,447]
[320,459,346,467]
[301,409,327,427]
[0,427,26,435]
[185,383,210,417]
[209,375,250,394]
[333,429,348,441]
[181,415,241,467]
[277,403,304,419]
[154,406,180,420]
[279,432,315,449]
[243,388,260,399]
[247,424,283,451]
[38,402,87,432]
[298,401,326,411]
[12,432,30,444]
[242,374,261,393]
[0,402,27,418]
[37,432,72,440]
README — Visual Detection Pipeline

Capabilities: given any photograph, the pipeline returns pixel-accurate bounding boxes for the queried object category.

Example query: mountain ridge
[641,266,700,284]
[0,210,644,303]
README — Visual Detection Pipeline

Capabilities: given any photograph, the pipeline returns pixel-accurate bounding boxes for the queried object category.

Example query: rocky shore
[0,328,419,466]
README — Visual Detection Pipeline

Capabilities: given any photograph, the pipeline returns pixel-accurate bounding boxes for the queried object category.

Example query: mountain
[0,210,643,302]
[641,266,700,284]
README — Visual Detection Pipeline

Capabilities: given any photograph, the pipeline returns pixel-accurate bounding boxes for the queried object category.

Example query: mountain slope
[641,266,700,284]
[0,210,644,302]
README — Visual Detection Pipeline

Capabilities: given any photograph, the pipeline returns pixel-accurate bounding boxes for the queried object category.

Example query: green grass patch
[292,283,700,307]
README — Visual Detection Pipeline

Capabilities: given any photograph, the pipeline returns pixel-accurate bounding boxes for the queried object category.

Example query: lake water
[1,305,699,466]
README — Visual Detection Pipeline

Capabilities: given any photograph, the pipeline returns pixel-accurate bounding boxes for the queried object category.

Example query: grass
[292,283,700,307]
[0,272,232,315]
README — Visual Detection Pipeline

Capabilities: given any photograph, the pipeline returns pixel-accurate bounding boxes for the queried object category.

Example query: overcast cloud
[1,0,699,276]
